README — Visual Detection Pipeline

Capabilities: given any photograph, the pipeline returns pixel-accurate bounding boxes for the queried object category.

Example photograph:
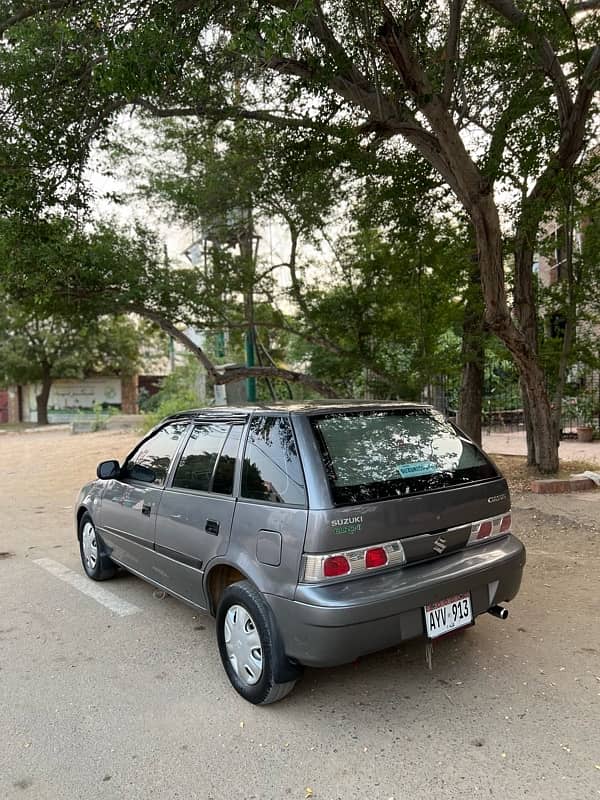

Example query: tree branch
[376,6,487,209]
[569,0,600,11]
[130,96,334,132]
[527,43,600,211]
[481,0,574,126]
[214,363,338,396]
[443,0,464,104]
[263,8,446,156]
[0,0,87,35]
[482,72,546,179]
[127,304,338,397]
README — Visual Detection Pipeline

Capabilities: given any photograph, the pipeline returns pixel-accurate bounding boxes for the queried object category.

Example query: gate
[0,390,8,424]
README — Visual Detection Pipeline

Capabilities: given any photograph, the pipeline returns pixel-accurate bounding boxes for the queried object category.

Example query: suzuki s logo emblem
[432,536,447,554]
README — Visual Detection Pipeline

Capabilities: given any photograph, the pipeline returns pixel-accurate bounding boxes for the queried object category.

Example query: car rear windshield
[310,409,497,506]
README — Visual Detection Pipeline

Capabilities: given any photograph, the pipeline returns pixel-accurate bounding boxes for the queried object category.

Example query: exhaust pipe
[488,604,509,620]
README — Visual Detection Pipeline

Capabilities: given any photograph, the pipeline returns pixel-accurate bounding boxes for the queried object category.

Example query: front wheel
[79,512,116,581]
[216,581,297,705]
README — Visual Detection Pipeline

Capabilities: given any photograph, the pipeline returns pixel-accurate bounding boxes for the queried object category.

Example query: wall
[22,377,122,423]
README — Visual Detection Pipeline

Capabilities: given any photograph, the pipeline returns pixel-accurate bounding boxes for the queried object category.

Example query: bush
[141,358,205,431]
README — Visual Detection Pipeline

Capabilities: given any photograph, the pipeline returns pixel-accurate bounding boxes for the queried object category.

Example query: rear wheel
[216,581,297,705]
[79,513,116,581]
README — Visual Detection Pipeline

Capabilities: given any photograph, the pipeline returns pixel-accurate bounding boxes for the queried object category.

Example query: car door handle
[205,519,219,536]
[141,504,152,516]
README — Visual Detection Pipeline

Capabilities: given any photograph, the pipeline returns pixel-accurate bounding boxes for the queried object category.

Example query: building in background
[2,375,139,425]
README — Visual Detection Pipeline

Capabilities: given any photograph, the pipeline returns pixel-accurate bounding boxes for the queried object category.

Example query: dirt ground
[1,426,598,552]
[0,429,140,555]
[1,428,599,799]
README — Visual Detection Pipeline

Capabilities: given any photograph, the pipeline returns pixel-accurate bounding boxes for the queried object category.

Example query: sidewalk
[482,430,600,465]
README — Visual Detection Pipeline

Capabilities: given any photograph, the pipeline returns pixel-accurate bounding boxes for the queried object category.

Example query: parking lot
[1,429,599,799]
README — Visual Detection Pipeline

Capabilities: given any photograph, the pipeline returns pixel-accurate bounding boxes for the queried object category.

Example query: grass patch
[489,453,600,493]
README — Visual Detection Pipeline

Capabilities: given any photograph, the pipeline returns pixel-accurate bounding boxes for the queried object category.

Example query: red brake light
[500,513,512,532]
[476,520,493,539]
[323,555,351,577]
[365,547,388,568]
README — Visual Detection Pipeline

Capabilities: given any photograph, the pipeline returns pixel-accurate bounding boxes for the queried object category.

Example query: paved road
[1,431,599,799]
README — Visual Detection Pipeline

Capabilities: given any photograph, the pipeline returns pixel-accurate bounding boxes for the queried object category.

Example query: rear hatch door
[304,407,509,559]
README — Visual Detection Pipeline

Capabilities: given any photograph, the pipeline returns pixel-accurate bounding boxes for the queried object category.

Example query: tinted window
[172,423,229,492]
[311,409,496,506]
[212,424,243,495]
[241,416,306,506]
[126,422,189,486]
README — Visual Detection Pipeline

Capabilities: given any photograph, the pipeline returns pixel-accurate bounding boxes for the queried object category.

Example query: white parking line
[33,558,141,617]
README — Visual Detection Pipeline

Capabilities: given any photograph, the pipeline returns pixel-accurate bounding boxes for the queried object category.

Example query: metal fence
[422,363,600,438]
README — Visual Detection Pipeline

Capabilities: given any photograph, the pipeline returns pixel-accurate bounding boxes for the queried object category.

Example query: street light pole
[245,327,256,402]
[239,211,260,403]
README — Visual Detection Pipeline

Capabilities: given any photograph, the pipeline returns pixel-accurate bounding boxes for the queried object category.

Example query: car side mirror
[97,460,121,480]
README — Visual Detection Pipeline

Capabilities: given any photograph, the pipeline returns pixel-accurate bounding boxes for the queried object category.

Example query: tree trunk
[457,358,484,445]
[520,380,537,466]
[552,186,577,439]
[513,219,541,465]
[456,260,485,445]
[36,370,52,426]
[471,196,559,473]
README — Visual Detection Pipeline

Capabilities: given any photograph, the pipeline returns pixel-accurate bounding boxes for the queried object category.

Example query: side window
[241,416,306,506]
[212,424,243,495]
[172,423,230,493]
[125,422,189,486]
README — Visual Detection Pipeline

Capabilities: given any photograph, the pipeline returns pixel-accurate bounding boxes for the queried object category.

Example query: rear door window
[212,424,243,495]
[241,416,306,506]
[311,409,496,505]
[172,423,230,493]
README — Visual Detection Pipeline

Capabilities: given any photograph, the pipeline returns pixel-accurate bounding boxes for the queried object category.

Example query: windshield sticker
[397,461,438,478]
[331,515,363,535]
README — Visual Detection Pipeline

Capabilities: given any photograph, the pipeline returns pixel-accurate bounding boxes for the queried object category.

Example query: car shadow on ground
[103,566,496,711]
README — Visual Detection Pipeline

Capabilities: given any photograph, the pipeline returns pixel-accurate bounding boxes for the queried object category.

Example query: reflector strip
[468,511,512,545]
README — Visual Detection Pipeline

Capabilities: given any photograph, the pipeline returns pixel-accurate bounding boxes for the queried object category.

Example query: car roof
[163,400,431,424]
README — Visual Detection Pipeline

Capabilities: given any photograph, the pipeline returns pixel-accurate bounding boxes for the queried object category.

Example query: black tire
[78,512,116,581]
[216,580,297,705]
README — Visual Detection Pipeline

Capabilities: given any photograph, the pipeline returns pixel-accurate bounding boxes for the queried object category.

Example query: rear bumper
[266,534,526,667]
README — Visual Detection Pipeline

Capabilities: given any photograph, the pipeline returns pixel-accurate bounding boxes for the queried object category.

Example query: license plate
[424,593,473,638]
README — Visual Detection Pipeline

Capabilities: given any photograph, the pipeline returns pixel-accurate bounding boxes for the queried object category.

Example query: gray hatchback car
[75,401,525,704]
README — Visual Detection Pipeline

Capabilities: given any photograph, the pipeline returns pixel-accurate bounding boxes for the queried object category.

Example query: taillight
[365,547,388,568]
[500,513,512,532]
[475,520,493,540]
[323,555,351,577]
[469,511,512,545]
[301,539,405,583]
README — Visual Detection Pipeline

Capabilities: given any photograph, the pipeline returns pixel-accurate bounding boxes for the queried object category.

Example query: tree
[289,215,467,398]
[536,161,600,431]
[132,118,346,398]
[0,302,143,424]
[0,214,340,397]
[121,115,482,423]
[2,0,599,468]
[349,151,486,440]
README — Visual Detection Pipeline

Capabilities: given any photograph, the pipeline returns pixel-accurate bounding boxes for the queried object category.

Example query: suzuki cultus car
[76,402,525,704]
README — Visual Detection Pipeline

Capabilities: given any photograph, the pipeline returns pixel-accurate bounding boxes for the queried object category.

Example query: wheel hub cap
[82,521,98,571]
[224,604,263,686]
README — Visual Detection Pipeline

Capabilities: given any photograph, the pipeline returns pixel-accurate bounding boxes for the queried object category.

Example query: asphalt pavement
[1,430,599,799]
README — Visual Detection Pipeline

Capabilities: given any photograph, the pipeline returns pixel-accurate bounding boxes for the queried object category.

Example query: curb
[23,424,71,434]
[531,477,597,494]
